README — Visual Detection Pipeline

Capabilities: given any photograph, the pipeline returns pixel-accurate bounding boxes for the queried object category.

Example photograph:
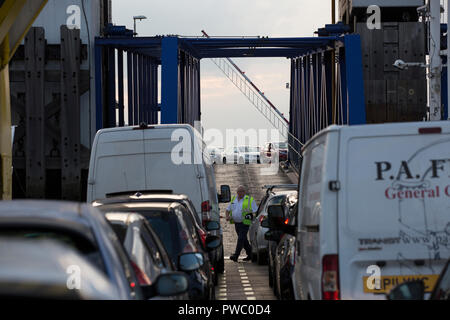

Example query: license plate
[362,274,440,294]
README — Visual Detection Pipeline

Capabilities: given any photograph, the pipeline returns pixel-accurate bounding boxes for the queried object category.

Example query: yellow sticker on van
[362,274,439,294]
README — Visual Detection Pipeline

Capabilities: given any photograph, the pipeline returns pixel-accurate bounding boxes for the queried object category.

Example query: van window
[299,137,325,229]
[203,157,219,206]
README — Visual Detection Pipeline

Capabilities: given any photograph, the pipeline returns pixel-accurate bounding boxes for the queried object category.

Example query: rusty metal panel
[357,21,426,123]
[356,23,384,80]
[24,27,46,198]
[60,26,81,201]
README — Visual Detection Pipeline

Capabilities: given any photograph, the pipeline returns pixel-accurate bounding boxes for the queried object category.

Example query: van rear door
[90,129,146,202]
[143,127,203,211]
[338,123,450,299]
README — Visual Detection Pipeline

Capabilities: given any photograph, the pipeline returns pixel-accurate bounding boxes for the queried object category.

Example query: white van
[87,123,231,272]
[293,121,450,300]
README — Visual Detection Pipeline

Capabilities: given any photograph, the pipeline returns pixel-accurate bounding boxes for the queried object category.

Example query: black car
[93,192,225,280]
[262,190,297,297]
[96,201,220,300]
[274,194,298,300]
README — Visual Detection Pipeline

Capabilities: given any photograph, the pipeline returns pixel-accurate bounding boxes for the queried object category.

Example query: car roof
[270,190,298,197]
[96,201,180,213]
[0,201,95,242]
[104,212,146,225]
[0,238,118,299]
[93,193,191,206]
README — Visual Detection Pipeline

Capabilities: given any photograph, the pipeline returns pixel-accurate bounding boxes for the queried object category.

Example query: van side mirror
[218,185,231,203]
[267,205,285,228]
[387,281,425,300]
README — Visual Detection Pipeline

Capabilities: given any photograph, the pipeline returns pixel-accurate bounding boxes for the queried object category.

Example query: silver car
[249,185,297,265]
[0,238,120,300]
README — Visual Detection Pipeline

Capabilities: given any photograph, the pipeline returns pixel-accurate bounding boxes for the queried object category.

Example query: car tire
[210,284,216,300]
[216,246,225,274]
[257,250,267,265]
[268,264,274,288]
[213,269,219,286]
[223,157,227,164]
[250,241,257,262]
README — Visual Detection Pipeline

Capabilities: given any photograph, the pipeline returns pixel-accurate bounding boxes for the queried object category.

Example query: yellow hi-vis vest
[228,195,255,226]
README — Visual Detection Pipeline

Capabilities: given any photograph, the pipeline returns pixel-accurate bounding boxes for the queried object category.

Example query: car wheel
[251,240,257,262]
[257,250,267,265]
[216,246,225,274]
[268,264,273,288]
[223,157,227,164]
[273,266,280,298]
[210,284,216,300]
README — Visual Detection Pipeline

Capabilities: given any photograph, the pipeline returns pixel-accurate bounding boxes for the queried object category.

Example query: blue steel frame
[94,38,161,130]
[288,34,366,171]
[94,33,367,157]
[442,55,449,120]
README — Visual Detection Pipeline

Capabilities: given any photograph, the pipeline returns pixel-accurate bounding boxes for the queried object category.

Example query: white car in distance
[222,146,261,164]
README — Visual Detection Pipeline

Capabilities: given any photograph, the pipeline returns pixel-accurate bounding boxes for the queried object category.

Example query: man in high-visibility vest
[226,185,258,262]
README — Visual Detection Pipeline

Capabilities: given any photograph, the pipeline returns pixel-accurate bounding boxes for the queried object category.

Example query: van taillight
[322,254,340,300]
[201,201,212,227]
[419,127,442,134]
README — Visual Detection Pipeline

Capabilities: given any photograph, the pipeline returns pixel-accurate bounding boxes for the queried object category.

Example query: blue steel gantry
[94,25,366,170]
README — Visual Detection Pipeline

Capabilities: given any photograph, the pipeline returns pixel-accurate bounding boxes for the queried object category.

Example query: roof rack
[105,190,173,198]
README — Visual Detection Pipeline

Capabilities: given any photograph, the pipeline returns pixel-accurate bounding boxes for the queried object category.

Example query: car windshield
[0,228,106,274]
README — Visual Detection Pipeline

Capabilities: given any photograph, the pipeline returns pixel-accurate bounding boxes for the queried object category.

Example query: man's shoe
[229,255,238,262]
[243,256,252,262]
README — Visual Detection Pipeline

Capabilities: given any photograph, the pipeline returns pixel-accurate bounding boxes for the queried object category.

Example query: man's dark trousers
[234,222,251,257]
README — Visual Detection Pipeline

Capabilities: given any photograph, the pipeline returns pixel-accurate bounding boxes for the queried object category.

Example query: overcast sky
[112,0,333,147]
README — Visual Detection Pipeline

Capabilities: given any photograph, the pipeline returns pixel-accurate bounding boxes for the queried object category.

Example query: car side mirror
[264,231,275,241]
[267,205,285,228]
[178,253,204,272]
[218,185,231,203]
[261,218,270,229]
[387,281,425,300]
[205,235,221,251]
[206,221,220,231]
[153,272,189,298]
